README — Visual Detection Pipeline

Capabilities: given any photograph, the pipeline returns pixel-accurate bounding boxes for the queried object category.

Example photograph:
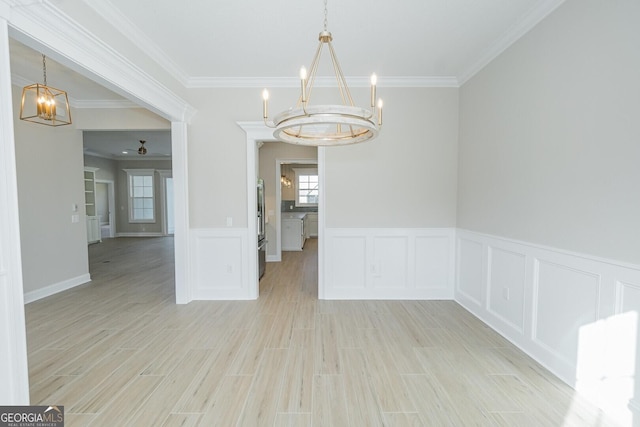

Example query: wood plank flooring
[25,237,620,426]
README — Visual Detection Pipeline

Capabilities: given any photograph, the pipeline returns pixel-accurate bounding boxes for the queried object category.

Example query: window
[294,168,319,206]
[124,169,156,223]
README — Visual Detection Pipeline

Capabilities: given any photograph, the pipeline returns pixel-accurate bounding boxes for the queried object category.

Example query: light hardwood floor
[25,237,619,426]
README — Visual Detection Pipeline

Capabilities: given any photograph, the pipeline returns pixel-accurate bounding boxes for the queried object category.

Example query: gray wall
[457,0,640,264]
[187,86,459,230]
[12,85,89,294]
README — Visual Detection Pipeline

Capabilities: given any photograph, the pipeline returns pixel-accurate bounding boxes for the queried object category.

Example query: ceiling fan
[137,140,147,155]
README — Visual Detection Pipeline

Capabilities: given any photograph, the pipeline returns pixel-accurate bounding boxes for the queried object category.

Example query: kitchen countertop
[282,212,307,220]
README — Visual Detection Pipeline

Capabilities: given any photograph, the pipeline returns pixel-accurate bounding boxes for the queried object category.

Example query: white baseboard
[23,274,91,304]
[115,232,165,238]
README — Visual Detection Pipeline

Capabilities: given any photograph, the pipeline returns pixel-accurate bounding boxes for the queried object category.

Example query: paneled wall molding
[455,228,640,423]
[190,228,252,300]
[323,228,456,300]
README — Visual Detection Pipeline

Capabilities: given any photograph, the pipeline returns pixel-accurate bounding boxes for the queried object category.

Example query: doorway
[95,180,115,239]
[240,121,325,300]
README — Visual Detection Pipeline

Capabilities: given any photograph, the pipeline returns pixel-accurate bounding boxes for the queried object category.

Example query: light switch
[71,214,79,223]
[226,217,233,227]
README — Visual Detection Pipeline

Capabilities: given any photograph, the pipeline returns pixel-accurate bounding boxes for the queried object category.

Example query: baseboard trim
[115,232,165,238]
[24,274,91,304]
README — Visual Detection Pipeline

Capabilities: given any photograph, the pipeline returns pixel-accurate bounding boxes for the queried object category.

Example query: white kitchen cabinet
[282,214,305,251]
[305,213,318,237]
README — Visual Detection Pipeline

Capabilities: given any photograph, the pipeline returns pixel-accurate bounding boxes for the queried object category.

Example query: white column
[171,121,191,304]
[0,13,30,404]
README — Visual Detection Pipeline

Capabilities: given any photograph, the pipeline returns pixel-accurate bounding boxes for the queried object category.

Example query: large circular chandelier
[261,0,383,146]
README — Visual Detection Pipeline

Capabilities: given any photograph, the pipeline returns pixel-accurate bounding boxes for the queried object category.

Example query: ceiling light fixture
[137,140,147,155]
[20,54,72,127]
[262,0,382,146]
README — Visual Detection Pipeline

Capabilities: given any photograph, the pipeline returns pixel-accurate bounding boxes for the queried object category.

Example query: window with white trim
[294,168,319,206]
[124,169,156,223]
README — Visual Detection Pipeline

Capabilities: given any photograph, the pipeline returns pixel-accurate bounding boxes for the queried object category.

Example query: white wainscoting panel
[324,228,455,299]
[533,260,601,368]
[329,235,367,290]
[455,229,640,425]
[191,228,251,300]
[487,247,526,333]
[457,238,484,305]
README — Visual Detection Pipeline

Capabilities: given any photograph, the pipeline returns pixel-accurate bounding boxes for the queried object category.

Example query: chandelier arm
[305,40,325,108]
[263,118,276,128]
[327,42,355,106]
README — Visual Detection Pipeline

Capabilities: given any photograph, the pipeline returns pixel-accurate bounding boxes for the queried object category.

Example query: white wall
[456,1,640,423]
[457,0,640,265]
[325,87,459,228]
[12,85,90,300]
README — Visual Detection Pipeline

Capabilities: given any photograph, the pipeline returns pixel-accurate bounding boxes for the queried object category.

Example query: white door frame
[238,121,325,299]
[95,179,116,238]
[157,170,173,236]
[0,14,30,404]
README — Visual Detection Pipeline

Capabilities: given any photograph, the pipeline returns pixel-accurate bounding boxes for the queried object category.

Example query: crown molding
[7,0,197,122]
[188,75,460,89]
[71,99,140,109]
[82,0,190,87]
[458,0,567,85]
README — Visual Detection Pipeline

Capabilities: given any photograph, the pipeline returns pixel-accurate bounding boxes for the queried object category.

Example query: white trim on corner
[23,274,91,304]
[458,0,567,85]
[0,15,29,404]
[81,0,190,87]
[238,121,274,300]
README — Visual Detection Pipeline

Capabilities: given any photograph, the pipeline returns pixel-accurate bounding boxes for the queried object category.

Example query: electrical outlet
[502,287,510,301]
[226,265,233,274]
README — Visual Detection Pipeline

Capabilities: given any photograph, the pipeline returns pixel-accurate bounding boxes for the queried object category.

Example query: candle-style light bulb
[370,73,377,108]
[300,66,308,103]
[262,89,269,119]
[377,99,383,126]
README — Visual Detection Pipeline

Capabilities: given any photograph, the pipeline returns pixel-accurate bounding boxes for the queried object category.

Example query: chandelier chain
[42,54,47,86]
[323,0,328,31]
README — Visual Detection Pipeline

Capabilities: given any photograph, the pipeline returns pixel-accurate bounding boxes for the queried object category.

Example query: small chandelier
[280,174,292,188]
[138,140,147,155]
[262,0,382,146]
[20,55,72,127]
